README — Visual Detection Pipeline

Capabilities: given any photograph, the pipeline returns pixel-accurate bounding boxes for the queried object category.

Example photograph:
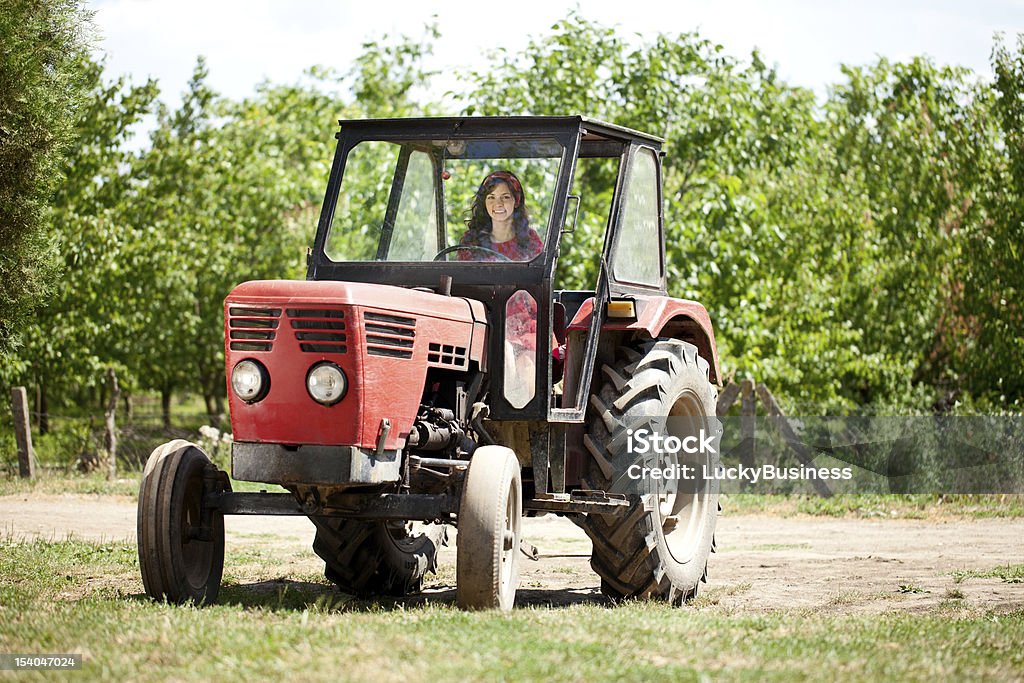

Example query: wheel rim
[499,474,522,598]
[659,389,712,565]
[180,468,215,589]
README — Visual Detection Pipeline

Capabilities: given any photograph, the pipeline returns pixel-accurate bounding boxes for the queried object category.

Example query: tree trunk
[161,387,172,430]
[38,382,49,436]
[214,393,225,429]
[203,391,216,423]
[105,368,120,481]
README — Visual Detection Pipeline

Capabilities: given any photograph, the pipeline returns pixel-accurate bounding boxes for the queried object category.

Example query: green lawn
[1,536,1022,682]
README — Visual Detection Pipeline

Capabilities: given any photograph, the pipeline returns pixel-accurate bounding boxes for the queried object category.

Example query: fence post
[12,387,36,479]
[104,368,121,481]
[740,380,756,491]
[716,381,741,416]
[756,383,833,498]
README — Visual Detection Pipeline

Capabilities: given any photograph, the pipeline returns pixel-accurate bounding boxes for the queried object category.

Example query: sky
[90,0,1022,111]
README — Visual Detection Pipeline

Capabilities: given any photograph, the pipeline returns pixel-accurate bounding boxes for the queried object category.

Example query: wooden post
[740,380,756,491]
[716,381,742,417]
[12,387,36,479]
[756,384,833,498]
[104,369,121,481]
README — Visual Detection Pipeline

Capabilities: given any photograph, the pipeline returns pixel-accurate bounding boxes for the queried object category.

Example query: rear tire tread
[581,339,720,605]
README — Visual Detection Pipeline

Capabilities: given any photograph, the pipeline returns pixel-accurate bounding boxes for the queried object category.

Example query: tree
[126,59,351,424]
[957,35,1024,404]
[0,0,92,357]
[2,55,159,428]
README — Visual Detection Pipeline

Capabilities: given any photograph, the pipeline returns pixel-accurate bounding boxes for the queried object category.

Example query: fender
[566,295,722,385]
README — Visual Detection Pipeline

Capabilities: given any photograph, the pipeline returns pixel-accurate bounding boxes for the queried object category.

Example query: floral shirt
[457,229,543,262]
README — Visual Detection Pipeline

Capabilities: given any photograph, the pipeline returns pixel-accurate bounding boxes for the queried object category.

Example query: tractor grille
[228,307,280,352]
[364,311,415,359]
[288,308,347,354]
[428,343,467,368]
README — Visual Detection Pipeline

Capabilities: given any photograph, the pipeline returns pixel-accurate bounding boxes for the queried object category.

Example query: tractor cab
[307,116,715,421]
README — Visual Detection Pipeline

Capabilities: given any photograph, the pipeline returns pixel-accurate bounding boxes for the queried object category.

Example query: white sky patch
[90,0,1021,111]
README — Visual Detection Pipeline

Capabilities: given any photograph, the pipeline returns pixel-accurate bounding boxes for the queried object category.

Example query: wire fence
[2,403,226,473]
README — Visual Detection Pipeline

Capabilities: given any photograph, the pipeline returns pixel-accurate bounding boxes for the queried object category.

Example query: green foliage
[1,13,1022,422]
[2,54,159,411]
[459,14,1024,413]
[348,22,441,117]
[0,0,93,356]
[955,35,1024,403]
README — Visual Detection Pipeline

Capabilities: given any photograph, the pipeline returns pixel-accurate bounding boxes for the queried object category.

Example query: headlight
[231,359,269,403]
[307,362,347,406]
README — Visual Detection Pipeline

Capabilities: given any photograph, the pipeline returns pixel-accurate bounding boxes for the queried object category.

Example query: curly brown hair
[462,170,533,251]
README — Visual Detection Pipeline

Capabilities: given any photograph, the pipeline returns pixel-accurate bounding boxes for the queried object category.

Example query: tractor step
[524,489,630,516]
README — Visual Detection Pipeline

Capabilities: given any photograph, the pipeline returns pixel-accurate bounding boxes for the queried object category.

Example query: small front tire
[456,445,523,610]
[137,440,227,604]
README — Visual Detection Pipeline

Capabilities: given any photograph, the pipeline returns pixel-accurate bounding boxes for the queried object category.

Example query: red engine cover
[225,280,487,450]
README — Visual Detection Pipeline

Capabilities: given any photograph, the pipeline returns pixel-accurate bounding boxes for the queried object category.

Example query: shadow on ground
[196,578,611,612]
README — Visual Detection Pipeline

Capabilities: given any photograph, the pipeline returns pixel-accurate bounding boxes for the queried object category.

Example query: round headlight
[231,359,268,403]
[307,362,347,406]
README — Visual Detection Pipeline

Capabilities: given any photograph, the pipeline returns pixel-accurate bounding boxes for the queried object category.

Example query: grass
[1,537,1022,682]
[724,493,1024,519]
[952,564,1024,584]
[0,469,141,497]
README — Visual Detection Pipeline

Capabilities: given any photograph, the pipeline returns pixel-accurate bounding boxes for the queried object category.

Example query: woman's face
[484,181,516,228]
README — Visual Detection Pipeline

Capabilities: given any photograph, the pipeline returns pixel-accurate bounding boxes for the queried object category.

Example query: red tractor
[137,116,723,610]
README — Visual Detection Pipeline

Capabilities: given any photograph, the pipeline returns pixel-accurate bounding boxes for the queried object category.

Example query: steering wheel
[433,245,512,262]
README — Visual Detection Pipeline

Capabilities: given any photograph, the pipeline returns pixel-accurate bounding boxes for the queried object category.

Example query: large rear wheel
[581,339,720,604]
[311,517,446,597]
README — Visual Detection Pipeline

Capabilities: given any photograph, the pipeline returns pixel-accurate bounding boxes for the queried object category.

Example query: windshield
[325,137,563,263]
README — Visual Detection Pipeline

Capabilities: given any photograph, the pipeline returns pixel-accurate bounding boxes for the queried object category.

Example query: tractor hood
[229,280,487,325]
[224,279,488,450]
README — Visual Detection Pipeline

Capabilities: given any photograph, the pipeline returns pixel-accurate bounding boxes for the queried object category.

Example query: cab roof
[335,115,664,149]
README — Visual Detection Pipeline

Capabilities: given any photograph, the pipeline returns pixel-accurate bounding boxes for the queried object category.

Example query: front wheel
[137,440,228,604]
[456,445,522,610]
[581,339,720,604]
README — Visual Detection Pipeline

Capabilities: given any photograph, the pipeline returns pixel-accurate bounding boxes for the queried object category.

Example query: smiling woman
[457,170,544,262]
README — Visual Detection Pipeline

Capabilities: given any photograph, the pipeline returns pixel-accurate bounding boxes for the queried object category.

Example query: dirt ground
[2,493,1022,613]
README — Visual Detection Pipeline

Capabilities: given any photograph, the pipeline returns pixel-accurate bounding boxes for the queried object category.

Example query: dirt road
[2,493,1021,613]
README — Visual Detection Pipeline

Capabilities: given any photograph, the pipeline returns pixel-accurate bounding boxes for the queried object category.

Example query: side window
[554,155,620,291]
[612,147,661,286]
[388,151,438,260]
[325,140,398,261]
